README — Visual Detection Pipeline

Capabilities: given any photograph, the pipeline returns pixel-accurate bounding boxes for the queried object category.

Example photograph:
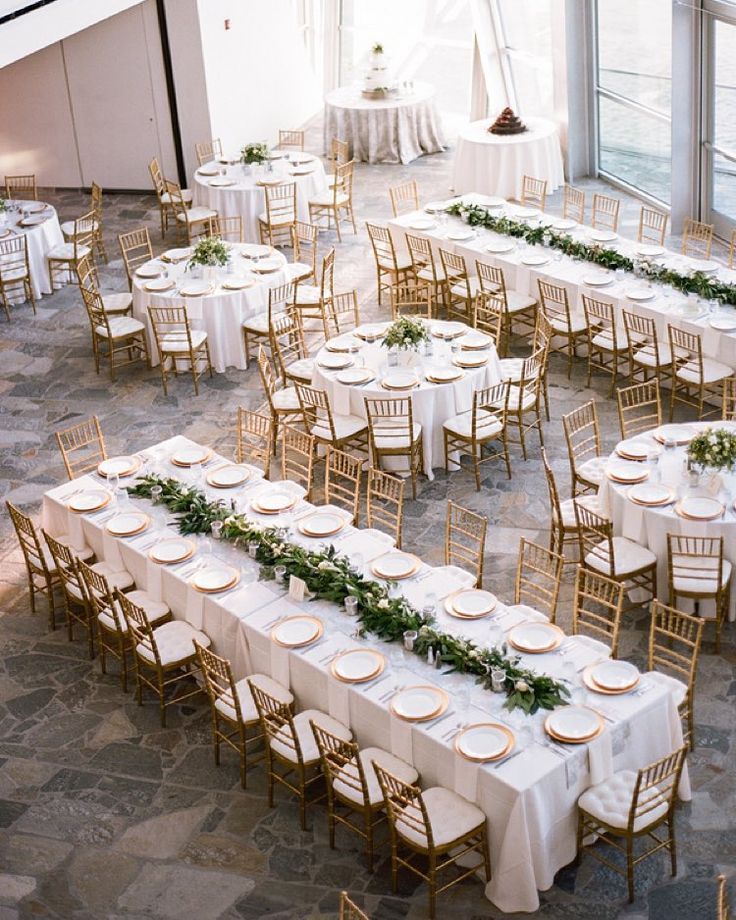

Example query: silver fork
[319,645,346,664]
[380,682,403,703]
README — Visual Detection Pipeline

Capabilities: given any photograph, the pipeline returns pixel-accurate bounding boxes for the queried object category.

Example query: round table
[312,320,502,479]
[598,420,736,621]
[324,82,445,165]
[451,116,564,199]
[131,243,291,372]
[0,199,65,302]
[192,155,327,243]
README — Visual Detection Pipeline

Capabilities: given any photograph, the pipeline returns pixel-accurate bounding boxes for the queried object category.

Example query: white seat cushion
[499,357,524,382]
[288,262,314,282]
[443,409,502,440]
[373,421,422,450]
[378,254,412,272]
[504,385,537,412]
[294,284,321,305]
[646,671,688,707]
[417,266,446,283]
[214,673,293,723]
[450,277,481,299]
[1,267,29,283]
[585,536,657,577]
[577,456,606,486]
[160,189,192,204]
[591,328,626,352]
[396,786,486,849]
[136,619,211,666]
[671,556,731,595]
[176,206,216,223]
[269,709,351,765]
[95,316,145,339]
[312,414,367,443]
[53,534,93,562]
[257,213,295,227]
[676,357,734,385]
[159,329,207,353]
[90,563,134,591]
[578,769,668,832]
[333,747,418,807]
[272,386,300,411]
[242,314,270,333]
[285,358,314,382]
[99,590,169,634]
[549,312,587,334]
[505,290,536,313]
[101,292,133,314]
[309,191,349,207]
[61,219,99,236]
[47,243,91,261]
[633,343,671,368]
[560,495,605,528]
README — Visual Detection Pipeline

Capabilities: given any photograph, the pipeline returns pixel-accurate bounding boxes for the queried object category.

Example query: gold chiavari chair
[622,309,672,384]
[575,501,657,611]
[332,289,361,334]
[389,179,419,217]
[195,137,222,166]
[47,209,95,289]
[520,175,547,210]
[339,892,370,920]
[668,324,734,420]
[390,280,432,320]
[443,380,511,490]
[277,129,305,151]
[166,179,217,245]
[290,220,318,284]
[571,565,626,657]
[62,181,106,263]
[309,160,357,241]
[476,261,537,352]
[563,184,585,223]
[0,235,34,319]
[148,157,192,238]
[270,306,313,385]
[118,589,210,725]
[281,424,315,499]
[366,468,404,549]
[249,680,352,830]
[724,376,736,421]
[365,396,423,499]
[591,192,621,232]
[258,181,298,247]
[576,745,688,902]
[324,445,362,524]
[582,294,623,396]
[562,400,604,496]
[148,305,212,395]
[729,229,736,270]
[42,532,95,654]
[5,174,38,200]
[326,137,350,188]
[118,227,153,290]
[498,346,545,460]
[257,346,302,453]
[648,600,703,750]
[717,874,732,920]
[195,643,293,789]
[313,722,419,872]
[294,247,337,345]
[374,763,491,920]
[445,501,487,587]
[55,416,107,480]
[77,255,132,316]
[537,278,587,378]
[235,406,273,475]
[499,311,553,421]
[682,217,713,258]
[514,537,564,623]
[243,277,295,368]
[638,205,669,246]
[541,446,593,564]
[405,232,447,310]
[296,383,368,455]
[617,380,662,440]
[667,533,730,654]
[474,289,504,346]
[438,248,477,324]
[366,222,413,306]
[78,559,170,691]
[206,215,243,242]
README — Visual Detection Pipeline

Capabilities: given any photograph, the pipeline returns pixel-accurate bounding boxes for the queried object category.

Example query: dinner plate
[453,354,488,368]
[149,537,195,564]
[675,496,724,521]
[318,353,353,370]
[288,154,314,165]
[689,259,719,275]
[589,230,618,243]
[552,218,577,231]
[19,216,47,227]
[485,240,515,254]
[331,648,385,683]
[97,455,141,478]
[335,368,375,385]
[179,281,214,297]
[251,258,282,273]
[615,439,658,461]
[135,264,163,278]
[355,323,390,341]
[240,244,272,258]
[390,685,449,722]
[298,511,346,538]
[256,177,286,187]
[425,200,452,213]
[628,482,674,506]
[28,203,47,213]
[507,622,565,653]
[521,254,549,267]
[431,322,466,339]
[637,244,665,257]
[382,371,419,390]
[191,566,239,593]
[426,367,464,383]
[290,168,314,177]
[197,167,219,176]
[545,706,604,743]
[208,177,236,187]
[454,723,514,762]
[67,490,111,513]
[445,589,497,619]
[272,615,323,648]
[674,302,705,319]
[252,490,296,514]
[709,315,736,331]
[583,272,613,286]
[606,461,649,484]
[144,278,175,292]
[371,552,421,580]
[474,195,505,208]
[625,289,655,301]
[206,464,251,488]
[446,229,475,241]
[513,207,540,219]
[170,446,211,467]
[409,219,436,231]
[0,228,12,238]
[267,151,284,160]
[653,424,694,445]
[221,277,255,290]
[589,660,640,692]
[106,512,149,537]
[326,337,359,352]
[162,248,191,262]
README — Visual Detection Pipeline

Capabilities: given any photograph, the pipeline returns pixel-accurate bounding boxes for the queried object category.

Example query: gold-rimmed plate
[144,278,175,292]
[191,566,240,594]
[106,512,150,537]
[507,622,565,654]
[453,355,488,369]
[606,462,649,484]
[454,723,515,762]
[381,371,419,391]
[615,439,658,461]
[331,648,386,683]
[97,455,142,479]
[371,552,421,580]
[584,660,640,695]
[206,464,251,488]
[67,490,111,513]
[318,353,353,370]
[431,322,465,340]
[653,424,694,445]
[444,589,497,619]
[298,511,347,538]
[272,615,324,648]
[221,277,255,290]
[628,483,675,507]
[179,281,214,297]
[545,706,605,744]
[135,264,163,279]
[674,496,724,521]
[355,323,390,341]
[149,537,195,565]
[170,446,212,467]
[161,248,191,263]
[426,368,465,384]
[460,332,493,350]
[251,490,297,514]
[390,685,449,722]
[335,368,375,386]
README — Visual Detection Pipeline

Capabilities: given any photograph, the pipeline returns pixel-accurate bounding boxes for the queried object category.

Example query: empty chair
[473,289,504,346]
[682,217,713,258]
[257,346,302,452]
[729,228,736,270]
[500,346,546,460]
[242,278,295,368]
[324,445,362,524]
[537,279,587,378]
[42,532,96,655]
[389,179,419,217]
[196,643,293,788]
[622,309,672,384]
[277,129,305,151]
[390,280,432,320]
[270,307,313,385]
[326,137,349,187]
[308,160,356,241]
[148,157,192,238]
[55,416,107,479]
[571,565,626,657]
[563,184,585,223]
[668,324,734,420]
[476,261,537,351]
[81,285,148,381]
[148,305,213,395]
[375,763,491,920]
[591,192,620,232]
[195,137,223,166]
[724,376,736,422]
[332,289,361,334]
[582,294,623,395]
[339,892,370,920]
[365,396,423,499]
[258,182,297,247]
[366,468,404,548]
[118,227,154,289]
[0,235,35,319]
[235,406,273,474]
[289,220,318,284]
[77,255,132,316]
[165,179,216,245]
[514,537,564,623]
[443,380,511,490]
[576,745,688,902]
[5,174,37,199]
[281,425,316,499]
[438,248,477,324]
[296,382,368,454]
[638,205,668,246]
[541,446,598,564]
[366,222,413,305]
[562,400,604,496]
[520,175,547,210]
[405,232,447,309]
[293,247,337,345]
[62,181,106,263]
[47,209,95,289]
[667,534,730,653]
[445,501,487,587]
[206,215,243,242]
[617,380,662,439]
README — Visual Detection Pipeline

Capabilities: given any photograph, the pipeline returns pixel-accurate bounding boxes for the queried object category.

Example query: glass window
[712,19,736,221]
[494,0,554,116]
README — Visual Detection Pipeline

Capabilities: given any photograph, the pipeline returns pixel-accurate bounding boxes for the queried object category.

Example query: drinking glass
[274,564,287,585]
[344,596,359,617]
[107,472,120,496]
[211,520,223,541]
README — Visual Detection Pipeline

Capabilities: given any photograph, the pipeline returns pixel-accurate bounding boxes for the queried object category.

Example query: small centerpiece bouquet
[686,426,736,472]
[240,142,269,166]
[381,315,430,351]
[188,236,229,272]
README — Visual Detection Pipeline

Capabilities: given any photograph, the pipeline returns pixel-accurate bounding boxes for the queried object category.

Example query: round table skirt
[0,201,65,301]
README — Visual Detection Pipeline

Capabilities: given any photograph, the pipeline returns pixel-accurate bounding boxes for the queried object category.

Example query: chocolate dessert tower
[489,107,527,135]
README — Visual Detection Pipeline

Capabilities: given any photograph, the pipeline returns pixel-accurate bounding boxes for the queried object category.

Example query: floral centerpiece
[187,237,229,279]
[687,427,736,473]
[240,142,269,166]
[381,315,430,351]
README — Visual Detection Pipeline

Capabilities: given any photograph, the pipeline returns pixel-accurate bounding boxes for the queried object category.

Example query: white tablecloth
[311,323,502,479]
[324,82,445,165]
[452,117,564,199]
[192,157,327,243]
[131,244,294,373]
[40,433,690,914]
[0,200,65,301]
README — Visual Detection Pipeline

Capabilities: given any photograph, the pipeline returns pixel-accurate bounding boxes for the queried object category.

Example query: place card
[289,575,307,603]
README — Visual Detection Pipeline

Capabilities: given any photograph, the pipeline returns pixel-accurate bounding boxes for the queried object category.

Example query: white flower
[378,599,390,609]
[468,649,480,659]
[515,679,529,693]
[318,560,331,571]
[419,625,430,636]
[273,543,284,556]
[224,516,235,526]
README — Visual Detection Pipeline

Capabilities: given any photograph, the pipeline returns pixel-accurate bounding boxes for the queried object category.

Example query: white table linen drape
[0,201,65,301]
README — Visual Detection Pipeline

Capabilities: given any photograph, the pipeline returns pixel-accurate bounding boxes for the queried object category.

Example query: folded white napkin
[336,529,395,563]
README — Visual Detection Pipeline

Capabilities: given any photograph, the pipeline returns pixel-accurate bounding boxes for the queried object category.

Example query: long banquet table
[40,435,689,913]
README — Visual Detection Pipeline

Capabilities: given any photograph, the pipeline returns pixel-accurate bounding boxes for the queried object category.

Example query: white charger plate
[150,537,194,564]
[391,685,448,721]
[335,368,374,385]
[409,219,436,231]
[318,353,353,370]
[221,277,254,290]
[486,240,515,253]
[455,723,514,762]
[209,178,236,187]
[171,446,210,466]
[135,264,163,279]
[521,254,549,266]
[162,248,191,262]
[637,244,665,257]
[251,258,282,273]
[513,207,540,219]
[677,496,724,520]
[606,461,649,483]
[545,706,603,742]
[68,490,111,513]
[583,272,612,286]
[207,465,251,488]
[653,424,694,445]
[192,567,238,593]
[240,244,272,258]
[144,278,175,292]
[589,230,618,243]
[106,512,149,537]
[252,490,295,513]
[615,439,656,460]
[709,315,736,332]
[552,218,577,231]
[431,322,465,339]
[371,552,421,580]
[332,649,385,682]
[382,371,419,390]
[628,482,674,506]
[508,622,564,652]
[446,589,497,618]
[446,229,475,241]
[427,367,464,383]
[590,660,640,691]
[625,289,655,302]
[98,456,141,478]
[298,511,346,537]
[272,615,323,647]
[179,281,214,297]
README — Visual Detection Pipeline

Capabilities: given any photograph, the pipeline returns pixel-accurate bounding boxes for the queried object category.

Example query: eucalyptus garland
[446,202,736,306]
[129,474,569,714]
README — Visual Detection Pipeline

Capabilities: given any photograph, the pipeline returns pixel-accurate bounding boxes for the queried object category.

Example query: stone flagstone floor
[0,128,734,919]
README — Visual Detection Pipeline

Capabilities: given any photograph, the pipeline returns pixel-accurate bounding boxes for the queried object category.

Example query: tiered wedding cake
[362,44,396,98]
[488,107,527,135]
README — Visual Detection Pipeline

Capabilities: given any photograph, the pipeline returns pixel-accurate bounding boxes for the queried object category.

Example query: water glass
[274,564,287,585]
[248,540,259,559]
[211,520,223,541]
[491,667,506,693]
[344,596,359,617]
[150,485,162,505]
[403,629,418,652]
[107,472,120,495]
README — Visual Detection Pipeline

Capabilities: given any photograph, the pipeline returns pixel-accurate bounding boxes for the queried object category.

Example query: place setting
[330,647,386,683]
[190,564,241,594]
[381,370,420,391]
[507,622,566,654]
[271,614,324,648]
[582,660,640,696]
[390,684,450,722]
[205,464,253,488]
[454,722,516,763]
[544,706,605,745]
[296,509,351,540]
[149,536,196,565]
[249,488,300,516]
[169,445,213,468]
[97,455,143,479]
[605,461,650,484]
[106,510,150,537]
[674,495,725,521]
[444,588,497,619]
[627,482,675,507]
[370,551,423,581]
